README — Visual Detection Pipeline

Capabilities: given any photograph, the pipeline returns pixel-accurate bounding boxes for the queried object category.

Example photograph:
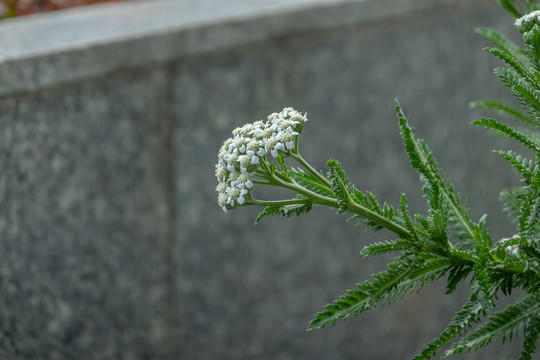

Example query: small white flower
[516,10,540,29]
[228,171,240,185]
[237,189,248,205]
[218,193,229,213]
[238,155,251,173]
[215,164,227,181]
[216,182,228,193]
[236,174,253,189]
[234,138,246,154]
[226,153,238,172]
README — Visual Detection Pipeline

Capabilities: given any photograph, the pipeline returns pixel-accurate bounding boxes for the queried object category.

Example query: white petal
[286,141,294,150]
[257,148,266,157]
[251,156,259,164]
[271,149,278,157]
[237,196,245,205]
[245,180,253,189]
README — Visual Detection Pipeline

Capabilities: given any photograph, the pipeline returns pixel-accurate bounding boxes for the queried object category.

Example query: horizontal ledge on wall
[0,0,494,96]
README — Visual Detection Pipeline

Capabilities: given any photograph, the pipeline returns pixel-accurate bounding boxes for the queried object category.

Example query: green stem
[248,197,311,206]
[289,152,332,188]
[346,197,412,239]
[252,179,273,185]
[269,171,337,208]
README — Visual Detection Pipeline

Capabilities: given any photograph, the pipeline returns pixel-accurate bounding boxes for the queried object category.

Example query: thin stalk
[289,152,332,188]
[347,199,412,239]
[248,197,311,206]
[269,171,338,208]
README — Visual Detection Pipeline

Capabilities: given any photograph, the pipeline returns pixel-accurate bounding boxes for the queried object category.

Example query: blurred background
[0,0,529,358]
[0,0,122,19]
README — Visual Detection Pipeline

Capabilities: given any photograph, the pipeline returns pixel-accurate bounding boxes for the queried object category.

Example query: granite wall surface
[0,0,529,359]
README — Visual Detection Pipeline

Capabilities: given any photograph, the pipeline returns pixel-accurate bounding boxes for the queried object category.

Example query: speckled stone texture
[0,69,173,359]
[0,0,531,359]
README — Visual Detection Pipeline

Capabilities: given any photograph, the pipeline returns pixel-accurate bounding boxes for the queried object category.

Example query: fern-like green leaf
[494,67,540,120]
[399,193,423,243]
[308,256,451,331]
[477,27,529,65]
[360,239,420,257]
[254,202,312,224]
[398,100,477,244]
[348,189,403,232]
[473,117,540,152]
[413,294,485,360]
[495,150,539,185]
[485,47,539,88]
[444,293,540,356]
[470,100,535,125]
[327,159,350,214]
[520,316,540,360]
[497,0,523,18]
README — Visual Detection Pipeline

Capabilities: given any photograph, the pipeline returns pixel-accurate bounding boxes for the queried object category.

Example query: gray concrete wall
[0,0,527,359]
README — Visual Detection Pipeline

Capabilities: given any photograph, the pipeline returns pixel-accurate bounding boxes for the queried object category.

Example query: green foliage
[499,0,523,17]
[443,294,540,356]
[222,1,540,358]
[470,100,534,124]
[255,200,313,224]
[288,169,334,197]
[326,159,351,214]
[473,118,540,151]
[412,294,485,360]
[307,2,540,358]
[307,255,450,332]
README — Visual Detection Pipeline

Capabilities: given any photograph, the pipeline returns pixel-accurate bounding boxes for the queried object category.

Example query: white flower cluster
[215,107,308,212]
[515,10,540,29]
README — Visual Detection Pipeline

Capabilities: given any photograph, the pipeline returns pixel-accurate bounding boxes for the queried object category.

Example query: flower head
[215,107,308,212]
[515,10,540,32]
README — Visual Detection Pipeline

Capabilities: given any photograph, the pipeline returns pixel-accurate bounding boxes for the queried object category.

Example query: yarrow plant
[215,108,311,213]
[216,0,540,358]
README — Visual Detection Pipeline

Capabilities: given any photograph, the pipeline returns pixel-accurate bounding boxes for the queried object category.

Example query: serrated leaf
[326,159,350,214]
[308,257,450,331]
[470,100,534,125]
[444,294,540,357]
[413,295,484,360]
[473,117,540,152]
[254,203,312,224]
[360,239,420,257]
[495,150,539,185]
